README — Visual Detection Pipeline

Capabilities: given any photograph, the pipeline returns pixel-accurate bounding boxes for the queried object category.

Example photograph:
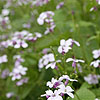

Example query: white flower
[58,39,80,54]
[0,55,8,64]
[13,40,28,48]
[58,84,74,98]
[10,65,28,81]
[46,60,61,69]
[2,9,9,16]
[66,58,85,63]
[37,12,47,25]
[38,53,55,70]
[41,90,63,100]
[6,92,14,98]
[90,60,100,68]
[46,78,58,88]
[59,75,77,82]
[92,49,100,59]
[66,58,84,67]
[35,32,42,38]
[96,0,100,5]
[37,11,54,25]
[58,39,72,54]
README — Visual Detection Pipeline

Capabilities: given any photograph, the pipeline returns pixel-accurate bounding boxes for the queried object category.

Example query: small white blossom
[92,49,100,59]
[47,78,58,88]
[90,60,100,68]
[9,65,28,81]
[66,58,84,63]
[66,58,84,67]
[41,90,63,100]
[58,84,74,98]
[38,53,55,70]
[96,0,100,5]
[0,55,8,64]
[2,9,9,16]
[59,75,77,82]
[58,39,80,54]
[46,60,61,69]
[6,92,14,98]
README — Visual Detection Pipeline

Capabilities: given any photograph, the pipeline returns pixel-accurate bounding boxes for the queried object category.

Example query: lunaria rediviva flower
[84,74,100,84]
[56,2,64,10]
[0,55,8,64]
[92,49,100,59]
[66,57,85,67]
[90,60,100,68]
[41,90,63,100]
[38,53,61,70]
[9,55,28,81]
[41,75,77,99]
[58,38,80,54]
[37,11,56,34]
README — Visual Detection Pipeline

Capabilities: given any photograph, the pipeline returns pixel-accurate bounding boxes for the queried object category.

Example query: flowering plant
[0,0,100,100]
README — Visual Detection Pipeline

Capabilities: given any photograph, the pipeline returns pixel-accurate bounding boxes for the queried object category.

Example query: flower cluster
[38,53,61,70]
[16,78,29,86]
[0,30,42,49]
[37,11,56,35]
[58,38,80,54]
[41,75,77,100]
[9,55,28,82]
[0,8,11,31]
[32,0,50,6]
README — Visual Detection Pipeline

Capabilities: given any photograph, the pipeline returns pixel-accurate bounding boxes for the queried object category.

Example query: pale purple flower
[42,48,51,54]
[90,60,100,68]
[38,53,55,70]
[37,11,55,35]
[37,11,54,25]
[90,6,97,11]
[92,49,100,59]
[6,92,14,98]
[32,0,50,6]
[23,23,31,29]
[84,74,100,84]
[47,78,58,88]
[16,78,29,86]
[1,69,9,79]
[77,64,83,72]
[56,2,64,10]
[0,55,8,64]
[2,9,10,16]
[9,65,28,81]
[96,0,100,4]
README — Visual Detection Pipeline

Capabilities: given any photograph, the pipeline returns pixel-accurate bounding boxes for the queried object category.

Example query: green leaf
[69,88,95,100]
